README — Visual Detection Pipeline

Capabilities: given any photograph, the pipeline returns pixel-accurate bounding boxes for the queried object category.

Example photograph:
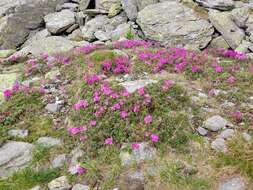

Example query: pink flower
[68,127,81,135]
[151,134,159,143]
[132,143,140,150]
[144,95,152,105]
[73,99,89,110]
[79,126,87,132]
[227,76,236,84]
[162,80,173,91]
[76,165,87,175]
[89,120,97,126]
[138,87,145,96]
[192,65,201,73]
[120,111,128,119]
[133,104,140,113]
[231,111,243,122]
[80,136,87,142]
[3,89,12,99]
[105,137,113,145]
[215,66,223,73]
[112,103,121,111]
[144,115,153,125]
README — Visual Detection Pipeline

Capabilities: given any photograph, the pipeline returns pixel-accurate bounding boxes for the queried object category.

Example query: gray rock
[48,176,71,190]
[30,186,42,190]
[235,40,251,53]
[196,127,208,136]
[96,0,121,12]
[120,79,157,93]
[94,30,111,41]
[209,36,230,49]
[203,115,228,132]
[0,141,34,177]
[8,129,28,138]
[218,176,246,190]
[51,154,66,168]
[45,10,76,34]
[211,138,227,152]
[76,11,87,26]
[119,171,144,190]
[72,184,90,190]
[136,0,158,10]
[218,129,235,140]
[195,0,234,10]
[68,147,84,174]
[121,0,138,21]
[60,3,79,12]
[68,29,83,41]
[17,36,76,57]
[242,132,251,142]
[137,1,214,49]
[23,29,51,47]
[66,24,79,34]
[0,0,68,49]
[37,137,62,147]
[120,142,157,167]
[45,103,60,113]
[79,0,91,11]
[209,10,245,49]
[231,7,250,28]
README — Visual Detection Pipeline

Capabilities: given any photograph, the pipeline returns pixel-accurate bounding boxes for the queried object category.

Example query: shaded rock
[211,138,227,152]
[48,176,71,190]
[72,184,90,190]
[209,36,230,49]
[203,115,228,132]
[68,29,84,41]
[45,103,61,113]
[195,0,234,11]
[0,49,16,58]
[37,137,62,147]
[119,171,144,190]
[23,29,51,47]
[8,129,28,138]
[79,0,91,11]
[196,127,208,136]
[120,142,157,167]
[209,10,245,49]
[0,141,34,177]
[51,154,66,168]
[218,129,235,140]
[0,0,68,49]
[137,1,214,49]
[17,36,76,57]
[45,10,76,34]
[66,24,79,34]
[120,79,157,93]
[231,6,250,28]
[121,0,138,21]
[59,3,79,12]
[218,176,246,190]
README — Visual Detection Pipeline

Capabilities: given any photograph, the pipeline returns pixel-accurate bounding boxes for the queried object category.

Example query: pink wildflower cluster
[102,56,131,75]
[215,49,246,60]
[75,44,98,54]
[24,59,39,76]
[113,39,154,49]
[73,99,89,110]
[85,74,101,85]
[231,111,243,122]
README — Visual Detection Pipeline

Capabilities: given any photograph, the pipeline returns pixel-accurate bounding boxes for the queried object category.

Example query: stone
[23,29,51,47]
[137,1,214,49]
[68,29,84,41]
[218,129,235,140]
[37,137,62,147]
[81,15,110,41]
[30,186,42,190]
[8,129,29,138]
[120,79,157,93]
[203,115,228,132]
[196,127,208,136]
[120,142,157,167]
[209,10,245,49]
[231,7,250,28]
[76,12,87,26]
[209,36,230,49]
[96,0,121,12]
[195,0,234,11]
[60,3,79,12]
[45,103,61,113]
[72,184,90,190]
[66,24,79,34]
[111,23,136,41]
[51,154,66,168]
[0,49,16,58]
[242,132,251,142]
[45,10,76,34]
[218,176,246,190]
[121,0,138,21]
[68,147,85,174]
[48,176,71,190]
[136,0,158,10]
[94,30,111,41]
[0,0,68,49]
[119,171,144,190]
[211,138,227,152]
[0,141,34,177]
[17,36,76,57]
[235,40,251,53]
[79,0,91,11]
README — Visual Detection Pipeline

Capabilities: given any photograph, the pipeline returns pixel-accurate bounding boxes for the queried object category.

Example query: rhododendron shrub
[70,79,191,155]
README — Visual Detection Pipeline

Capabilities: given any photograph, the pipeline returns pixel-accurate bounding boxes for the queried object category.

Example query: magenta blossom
[132,143,140,150]
[76,165,87,175]
[231,111,243,122]
[3,89,12,99]
[80,136,88,142]
[68,127,81,136]
[162,80,174,91]
[120,111,128,119]
[133,104,140,113]
[105,137,113,145]
[144,115,153,125]
[151,134,159,143]
[89,120,97,126]
[73,99,89,110]
[138,87,145,96]
[227,76,236,84]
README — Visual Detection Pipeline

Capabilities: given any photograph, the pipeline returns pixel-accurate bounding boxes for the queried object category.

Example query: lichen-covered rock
[209,36,229,49]
[136,0,158,10]
[195,0,234,10]
[203,115,228,132]
[0,141,34,177]
[0,0,68,49]
[137,1,214,49]
[48,176,71,190]
[218,176,246,190]
[209,10,245,49]
[96,0,121,12]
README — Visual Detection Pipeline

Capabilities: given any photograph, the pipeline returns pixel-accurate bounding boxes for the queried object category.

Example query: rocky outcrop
[137,1,214,49]
[0,0,68,49]
[195,0,234,10]
[0,141,34,178]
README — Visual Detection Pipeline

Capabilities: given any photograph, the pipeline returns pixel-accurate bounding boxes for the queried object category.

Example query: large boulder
[44,10,76,34]
[0,0,68,49]
[209,10,245,49]
[195,0,234,11]
[0,141,34,178]
[136,1,214,49]
[121,0,138,21]
[136,0,158,10]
